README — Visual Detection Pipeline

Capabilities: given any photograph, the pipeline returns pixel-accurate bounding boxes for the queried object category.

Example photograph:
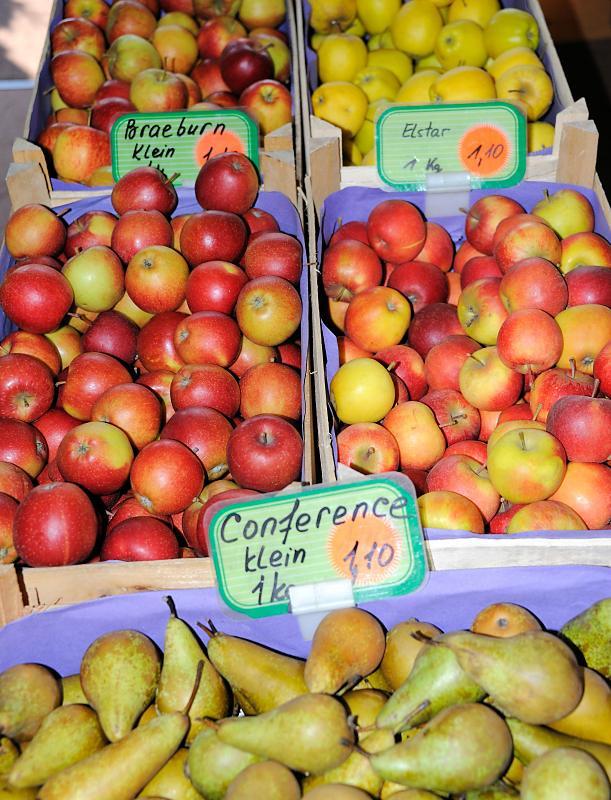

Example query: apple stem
[569,357,576,379]
[55,380,66,387]
[592,378,600,398]
[475,464,487,476]
[518,430,526,451]
[532,403,543,421]
[386,361,397,373]
[458,207,472,218]
[196,619,218,638]
[164,172,180,186]
[366,446,375,458]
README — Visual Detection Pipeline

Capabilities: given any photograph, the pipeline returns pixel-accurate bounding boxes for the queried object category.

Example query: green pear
[342,689,389,731]
[380,620,443,690]
[186,726,262,800]
[370,703,513,794]
[138,748,203,799]
[157,599,230,743]
[465,782,519,798]
[521,747,610,799]
[0,777,36,799]
[381,791,441,799]
[217,693,354,775]
[304,608,386,694]
[561,599,611,679]
[0,740,18,776]
[506,717,611,779]
[303,786,372,799]
[80,629,161,742]
[440,630,584,724]
[38,711,189,800]
[198,622,307,714]
[376,642,485,732]
[224,761,301,800]
[61,676,88,706]
[0,665,61,743]
[8,704,106,788]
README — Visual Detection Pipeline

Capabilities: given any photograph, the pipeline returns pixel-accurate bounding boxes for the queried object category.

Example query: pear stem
[197,619,218,638]
[410,630,435,644]
[342,737,362,753]
[164,595,177,618]
[182,660,204,716]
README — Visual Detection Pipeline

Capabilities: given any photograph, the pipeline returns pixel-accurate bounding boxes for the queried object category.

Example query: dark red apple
[0,419,48,478]
[111,166,178,216]
[242,231,302,284]
[111,209,173,263]
[91,97,137,135]
[160,406,233,479]
[0,353,55,422]
[101,516,179,560]
[170,363,240,417]
[387,260,449,313]
[137,310,187,372]
[194,151,259,215]
[179,210,247,266]
[227,414,302,491]
[219,38,274,95]
[407,302,463,358]
[565,265,611,307]
[81,310,139,364]
[546,393,611,463]
[185,260,248,314]
[0,265,73,334]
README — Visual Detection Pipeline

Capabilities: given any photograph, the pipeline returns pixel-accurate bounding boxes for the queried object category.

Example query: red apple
[383,401,446,470]
[61,351,133,421]
[337,422,400,474]
[137,310,187,372]
[0,331,62,376]
[95,78,131,101]
[496,308,563,375]
[367,199,426,263]
[420,388,481,445]
[65,0,110,27]
[193,0,239,20]
[499,256,568,315]
[529,366,594,423]
[53,125,111,184]
[0,420,48,478]
[464,194,524,255]
[374,344,427,400]
[37,122,76,163]
[236,275,301,347]
[111,166,178,216]
[242,232,303,284]
[546,393,611,463]
[426,454,500,522]
[190,58,232,97]
[185,260,248,314]
[594,341,611,397]
[57,420,134,494]
[81,310,139,364]
[170,363,240,416]
[90,97,137,135]
[417,489,485,533]
[328,220,369,248]
[51,17,106,60]
[126,245,189,314]
[444,439,487,464]
[65,211,118,257]
[565,265,611,307]
[344,286,411,353]
[51,50,105,108]
[131,438,205,514]
[494,220,562,274]
[549,462,611,530]
[506,499,586,533]
[111,209,174,263]
[197,16,246,59]
[106,0,157,43]
[239,78,291,135]
[160,406,232,479]
[239,362,301,419]
[243,207,280,236]
[136,369,175,420]
[91,382,162,449]
[407,302,464,358]
[32,408,80,462]
[5,204,67,260]
[416,221,454,272]
[460,256,503,289]
[498,403,535,423]
[219,38,274,95]
[454,240,485,273]
[0,265,73,335]
[424,335,480,392]
[321,239,382,302]
[560,231,611,275]
[177,73,203,106]
[0,354,55,423]
[489,501,525,533]
[229,335,276,377]
[102,516,180,560]
[179,210,247,266]
[387,260,449,313]
[227,414,302,491]
[108,494,170,531]
[0,462,32,502]
[173,310,241,366]
[459,346,523,411]
[0,493,18,564]
[195,486,259,554]
[194,152,259,214]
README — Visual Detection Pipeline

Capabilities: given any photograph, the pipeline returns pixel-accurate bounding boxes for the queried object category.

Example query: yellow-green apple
[101,516,179,560]
[125,245,189,314]
[107,34,162,82]
[51,17,106,60]
[464,194,524,255]
[131,438,205,515]
[173,310,241,366]
[375,344,428,400]
[420,388,480,445]
[488,501,526,533]
[555,303,611,374]
[408,302,464,357]
[426,454,500,521]
[383,401,446,470]
[195,151,259,216]
[594,341,611,396]
[5,204,66,259]
[337,422,400,474]
[111,166,178,216]
[239,362,300,419]
[130,68,189,111]
[239,0,285,28]
[546,392,611,463]
[235,275,301,347]
[506,499,587,533]
[330,357,395,424]
[486,418,546,453]
[53,125,111,183]
[177,73,203,105]
[242,231,303,284]
[219,38,274,94]
[239,79,292,136]
[227,414,302,492]
[496,308,563,375]
[65,211,118,257]
[170,363,240,416]
[0,461,32,502]
[65,0,109,27]
[560,231,611,275]
[0,354,55,423]
[321,239,383,302]
[81,310,139,364]
[532,188,595,239]
[328,220,369,248]
[0,492,18,564]
[61,351,133,420]
[566,266,611,307]
[157,9,199,33]
[151,24,198,73]
[51,51,105,108]
[91,383,163,449]
[445,439,487,464]
[344,286,411,352]
[87,165,115,186]
[197,16,246,59]
[454,240,485,273]
[249,31,291,82]
[106,0,157,42]
[528,365,594,423]
[387,260,449,312]
[424,334,480,392]
[50,107,89,125]
[459,346,523,411]
[46,325,83,370]
[457,276,508,345]
[0,331,62,375]
[328,298,349,333]
[136,369,175,419]
[367,199,426,263]
[179,210,247,266]
[549,462,611,530]
[111,209,174,264]
[194,0,239,19]
[160,406,232,479]
[460,256,503,289]
[13,482,98,566]
[499,256,568,315]
[487,427,567,504]
[190,58,232,97]
[495,63,553,121]
[57,420,134,494]
[137,310,187,372]
[0,419,48,478]
[62,246,125,313]
[417,490,485,533]
[416,221,454,272]
[494,219,561,274]
[0,265,73,335]
[32,408,80,462]
[229,335,276,377]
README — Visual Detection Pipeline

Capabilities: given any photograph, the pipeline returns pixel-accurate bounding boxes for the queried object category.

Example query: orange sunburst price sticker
[459,124,511,177]
[327,516,403,587]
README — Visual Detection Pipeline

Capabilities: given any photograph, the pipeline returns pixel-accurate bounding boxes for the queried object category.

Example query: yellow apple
[312,81,369,137]
[311,33,328,51]
[357,0,401,35]
[435,19,488,70]
[484,8,539,59]
[367,48,414,83]
[318,34,368,82]
[486,45,544,81]
[418,490,485,533]
[495,64,553,121]
[343,136,363,165]
[528,121,555,152]
[415,51,443,71]
[354,65,400,102]
[447,0,500,28]
[368,29,395,50]
[50,87,68,111]
[431,0,452,6]
[430,65,496,103]
[156,11,199,35]
[354,98,389,155]
[396,69,440,102]
[555,304,611,374]
[310,0,357,34]
[486,419,546,454]
[345,16,367,36]
[330,357,396,424]
[114,291,153,328]
[362,147,376,165]
[391,0,443,58]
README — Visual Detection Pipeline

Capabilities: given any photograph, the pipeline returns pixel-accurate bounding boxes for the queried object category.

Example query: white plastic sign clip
[289,578,355,640]
[424,171,472,218]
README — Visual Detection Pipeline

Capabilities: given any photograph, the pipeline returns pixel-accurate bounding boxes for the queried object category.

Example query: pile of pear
[309,0,557,166]
[0,595,609,799]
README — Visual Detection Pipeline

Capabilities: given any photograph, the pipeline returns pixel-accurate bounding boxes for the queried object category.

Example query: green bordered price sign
[376,101,526,191]
[110,110,259,185]
[207,474,428,619]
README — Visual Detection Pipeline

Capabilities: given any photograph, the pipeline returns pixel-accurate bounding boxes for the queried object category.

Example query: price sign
[207,473,427,619]
[110,109,259,185]
[376,101,526,191]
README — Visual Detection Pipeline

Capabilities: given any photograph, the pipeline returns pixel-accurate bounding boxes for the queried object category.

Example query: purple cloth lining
[0,565,608,673]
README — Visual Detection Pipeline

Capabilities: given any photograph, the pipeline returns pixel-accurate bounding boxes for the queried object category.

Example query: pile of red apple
[0,152,304,568]
[38,0,292,184]
[324,186,611,534]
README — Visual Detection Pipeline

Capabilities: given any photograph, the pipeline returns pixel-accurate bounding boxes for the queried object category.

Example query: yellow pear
[391,0,443,58]
[318,34,368,82]
[357,0,401,35]
[486,45,544,81]
[430,65,496,103]
[310,0,357,34]
[549,668,611,745]
[448,0,500,28]
[414,52,443,71]
[367,49,413,84]
[483,8,539,59]
[368,29,395,50]
[495,64,553,121]
[528,121,555,152]
[396,69,441,103]
[312,81,369,137]
[435,19,488,69]
[354,99,389,156]
[353,65,401,102]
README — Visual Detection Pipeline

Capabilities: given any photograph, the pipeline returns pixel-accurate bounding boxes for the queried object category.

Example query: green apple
[62,246,125,312]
